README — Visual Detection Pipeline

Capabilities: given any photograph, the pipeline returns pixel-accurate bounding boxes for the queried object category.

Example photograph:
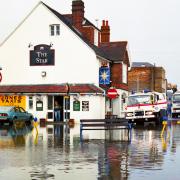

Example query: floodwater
[0,121,180,180]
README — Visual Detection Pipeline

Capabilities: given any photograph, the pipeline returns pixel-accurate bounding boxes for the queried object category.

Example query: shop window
[48,96,53,110]
[65,97,70,110]
[50,24,60,36]
[82,101,89,111]
[29,96,33,110]
[36,100,43,111]
[48,112,53,119]
[121,94,126,111]
[65,112,70,119]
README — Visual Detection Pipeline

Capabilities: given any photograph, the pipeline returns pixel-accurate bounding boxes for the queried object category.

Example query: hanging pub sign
[99,67,110,85]
[30,44,55,66]
[73,100,80,111]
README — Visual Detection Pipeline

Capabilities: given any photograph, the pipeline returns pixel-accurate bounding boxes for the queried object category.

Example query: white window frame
[28,96,33,110]
[122,63,127,84]
[50,24,60,36]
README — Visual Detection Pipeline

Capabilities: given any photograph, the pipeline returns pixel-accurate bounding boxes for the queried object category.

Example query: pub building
[0,0,130,123]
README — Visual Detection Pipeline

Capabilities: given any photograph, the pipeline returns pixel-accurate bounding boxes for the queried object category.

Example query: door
[47,95,54,122]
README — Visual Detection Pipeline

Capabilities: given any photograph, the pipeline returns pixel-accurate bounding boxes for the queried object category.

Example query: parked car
[0,106,33,125]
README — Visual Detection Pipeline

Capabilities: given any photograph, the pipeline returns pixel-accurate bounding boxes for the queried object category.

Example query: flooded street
[0,121,180,180]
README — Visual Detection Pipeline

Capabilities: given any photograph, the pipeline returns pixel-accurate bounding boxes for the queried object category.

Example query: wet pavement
[0,120,180,180]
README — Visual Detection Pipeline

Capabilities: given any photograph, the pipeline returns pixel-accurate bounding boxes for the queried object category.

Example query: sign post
[107,88,118,99]
[107,88,118,115]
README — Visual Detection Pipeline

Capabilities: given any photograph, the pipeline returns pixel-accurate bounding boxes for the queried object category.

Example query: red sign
[0,72,2,82]
[107,88,118,99]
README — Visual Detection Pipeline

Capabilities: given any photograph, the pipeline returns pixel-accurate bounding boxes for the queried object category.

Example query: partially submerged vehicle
[125,91,167,124]
[0,106,33,125]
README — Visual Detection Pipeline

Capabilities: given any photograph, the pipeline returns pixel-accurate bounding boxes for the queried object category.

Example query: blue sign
[99,67,110,85]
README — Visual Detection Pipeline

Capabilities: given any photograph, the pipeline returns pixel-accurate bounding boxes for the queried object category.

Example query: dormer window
[50,24,60,36]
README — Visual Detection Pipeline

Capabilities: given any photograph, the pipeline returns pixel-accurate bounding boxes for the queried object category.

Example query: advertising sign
[30,44,55,66]
[0,95,26,109]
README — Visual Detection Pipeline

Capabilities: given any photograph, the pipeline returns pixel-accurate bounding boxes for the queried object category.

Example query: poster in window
[73,100,80,111]
[36,100,43,111]
[82,101,89,111]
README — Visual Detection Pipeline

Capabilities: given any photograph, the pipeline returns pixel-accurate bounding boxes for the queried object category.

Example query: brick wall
[128,67,166,93]
[82,27,94,44]
[111,63,128,90]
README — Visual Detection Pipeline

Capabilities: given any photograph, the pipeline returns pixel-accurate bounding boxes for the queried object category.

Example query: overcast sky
[0,0,180,87]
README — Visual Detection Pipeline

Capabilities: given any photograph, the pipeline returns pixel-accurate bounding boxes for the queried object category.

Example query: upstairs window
[50,24,60,36]
[122,63,127,84]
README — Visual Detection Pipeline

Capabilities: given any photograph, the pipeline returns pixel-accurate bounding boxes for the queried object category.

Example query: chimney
[101,20,110,43]
[72,0,85,30]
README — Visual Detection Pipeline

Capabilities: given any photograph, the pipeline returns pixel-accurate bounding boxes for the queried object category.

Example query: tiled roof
[0,84,104,94]
[42,3,108,60]
[99,42,128,62]
[63,14,100,31]
[132,62,154,67]
[42,2,128,63]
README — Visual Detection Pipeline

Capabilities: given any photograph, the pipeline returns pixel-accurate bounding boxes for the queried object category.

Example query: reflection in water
[0,123,180,179]
[0,124,33,147]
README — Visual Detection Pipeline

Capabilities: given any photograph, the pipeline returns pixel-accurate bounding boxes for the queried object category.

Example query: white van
[171,91,180,118]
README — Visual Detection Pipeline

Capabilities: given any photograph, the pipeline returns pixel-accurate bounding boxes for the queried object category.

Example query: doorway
[54,96,64,122]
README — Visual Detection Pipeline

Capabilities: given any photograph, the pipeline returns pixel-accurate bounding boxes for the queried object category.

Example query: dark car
[0,106,33,125]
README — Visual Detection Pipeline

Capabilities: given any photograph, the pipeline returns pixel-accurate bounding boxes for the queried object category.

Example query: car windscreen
[128,95,151,106]
[173,94,180,102]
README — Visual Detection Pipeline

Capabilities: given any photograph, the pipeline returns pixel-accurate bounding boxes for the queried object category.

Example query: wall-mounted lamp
[28,43,33,48]
[41,71,46,77]
[50,42,53,47]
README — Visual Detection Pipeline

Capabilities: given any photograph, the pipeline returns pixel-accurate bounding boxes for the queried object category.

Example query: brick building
[128,62,167,93]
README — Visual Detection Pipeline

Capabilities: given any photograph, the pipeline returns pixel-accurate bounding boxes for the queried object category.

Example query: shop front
[0,84,105,123]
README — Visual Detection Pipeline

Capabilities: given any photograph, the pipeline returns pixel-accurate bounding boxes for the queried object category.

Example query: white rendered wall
[70,95,105,123]
[0,3,99,86]
[105,89,128,118]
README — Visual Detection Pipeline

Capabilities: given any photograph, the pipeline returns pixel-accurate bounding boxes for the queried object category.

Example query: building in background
[128,62,167,93]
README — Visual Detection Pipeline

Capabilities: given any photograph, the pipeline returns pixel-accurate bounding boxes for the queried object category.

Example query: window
[48,96,53,110]
[122,64,127,84]
[121,93,126,111]
[65,97,70,110]
[29,96,33,110]
[50,24,60,36]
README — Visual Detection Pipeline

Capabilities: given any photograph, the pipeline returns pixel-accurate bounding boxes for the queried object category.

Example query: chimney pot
[102,20,105,26]
[106,20,108,26]
[72,0,85,30]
